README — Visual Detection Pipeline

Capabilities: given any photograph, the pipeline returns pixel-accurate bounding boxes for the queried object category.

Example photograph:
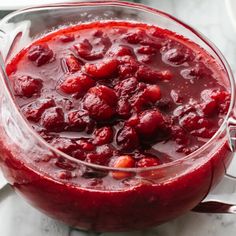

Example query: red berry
[84,85,117,120]
[118,56,139,79]
[211,89,230,102]
[161,42,194,66]
[116,126,139,151]
[65,55,81,73]
[85,58,118,79]
[114,77,138,97]
[180,112,213,132]
[93,29,104,37]
[131,92,148,113]
[41,107,65,131]
[116,99,131,118]
[135,110,166,138]
[181,62,212,80]
[74,39,92,58]
[67,110,90,131]
[200,100,217,117]
[74,39,104,60]
[22,98,55,122]
[14,75,43,98]
[144,85,162,103]
[88,85,117,105]
[93,127,113,145]
[59,73,95,94]
[109,45,134,57]
[28,44,54,66]
[201,89,230,115]
[136,65,172,83]
[84,93,114,121]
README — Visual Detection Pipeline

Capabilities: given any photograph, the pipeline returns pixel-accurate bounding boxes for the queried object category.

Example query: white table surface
[1,0,236,235]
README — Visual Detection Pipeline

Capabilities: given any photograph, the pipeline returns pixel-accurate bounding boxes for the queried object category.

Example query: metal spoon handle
[193,201,236,214]
[193,175,236,214]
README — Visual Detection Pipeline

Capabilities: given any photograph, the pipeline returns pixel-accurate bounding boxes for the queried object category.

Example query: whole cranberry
[109,45,134,57]
[93,127,113,145]
[201,89,230,115]
[179,112,213,132]
[22,98,55,122]
[118,56,139,79]
[131,91,148,113]
[84,85,117,121]
[181,62,212,81]
[200,100,217,117]
[28,44,54,66]
[161,41,194,66]
[59,73,95,95]
[135,110,166,138]
[85,58,118,79]
[14,75,43,98]
[114,77,138,97]
[116,126,139,151]
[41,107,65,131]
[74,39,105,60]
[144,85,162,103]
[136,65,172,83]
[116,99,131,118]
[67,110,90,131]
[65,55,81,73]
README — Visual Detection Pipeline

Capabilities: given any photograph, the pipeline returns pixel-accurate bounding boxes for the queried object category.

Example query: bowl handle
[193,117,236,214]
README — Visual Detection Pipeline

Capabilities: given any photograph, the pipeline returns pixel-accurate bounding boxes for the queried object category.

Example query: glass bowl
[0,1,235,232]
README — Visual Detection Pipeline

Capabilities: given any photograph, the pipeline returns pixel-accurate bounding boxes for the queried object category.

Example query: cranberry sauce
[7,22,230,172]
[2,21,232,231]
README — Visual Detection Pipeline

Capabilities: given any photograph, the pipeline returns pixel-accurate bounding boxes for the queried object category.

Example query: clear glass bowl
[0,1,235,232]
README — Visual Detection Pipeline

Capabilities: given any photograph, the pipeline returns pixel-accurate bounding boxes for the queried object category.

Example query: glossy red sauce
[1,21,231,231]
